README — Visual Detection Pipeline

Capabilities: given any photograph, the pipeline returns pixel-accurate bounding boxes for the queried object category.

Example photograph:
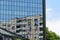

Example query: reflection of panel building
[0,27,29,40]
[0,15,43,40]
[0,0,43,40]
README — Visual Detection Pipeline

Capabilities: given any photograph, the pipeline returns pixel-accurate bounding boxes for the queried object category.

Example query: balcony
[17,32,27,35]
[16,22,27,25]
[39,36,43,38]
[38,25,43,27]
[16,27,29,30]
[39,31,43,33]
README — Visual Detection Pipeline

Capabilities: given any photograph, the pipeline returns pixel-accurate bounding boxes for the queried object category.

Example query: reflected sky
[0,0,42,22]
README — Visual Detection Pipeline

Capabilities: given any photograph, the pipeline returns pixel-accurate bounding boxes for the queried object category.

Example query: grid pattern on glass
[0,0,42,40]
[0,0,42,22]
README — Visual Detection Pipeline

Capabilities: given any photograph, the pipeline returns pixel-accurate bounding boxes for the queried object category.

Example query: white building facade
[0,15,43,40]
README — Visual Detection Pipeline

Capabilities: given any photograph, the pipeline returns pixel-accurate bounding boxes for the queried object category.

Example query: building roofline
[11,14,42,20]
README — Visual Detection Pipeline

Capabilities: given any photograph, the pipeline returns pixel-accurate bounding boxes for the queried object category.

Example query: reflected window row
[0,5,41,9]
[0,0,42,4]
[0,10,42,14]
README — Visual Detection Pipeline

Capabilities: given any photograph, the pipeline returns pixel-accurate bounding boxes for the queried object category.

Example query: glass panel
[0,0,43,40]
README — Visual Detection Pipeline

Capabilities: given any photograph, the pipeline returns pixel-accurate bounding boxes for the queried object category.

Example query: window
[40,17,43,21]
[12,26,15,30]
[23,25,26,27]
[35,28,37,31]
[40,23,43,26]
[16,30,20,33]
[16,20,23,23]
[39,38,43,40]
[7,24,10,27]
[34,37,36,39]
[16,25,22,28]
[28,19,31,21]
[24,19,27,21]
[39,27,43,31]
[34,19,38,26]
[2,24,6,26]
[28,27,31,31]
[28,22,31,27]
[16,30,26,33]
[39,33,43,36]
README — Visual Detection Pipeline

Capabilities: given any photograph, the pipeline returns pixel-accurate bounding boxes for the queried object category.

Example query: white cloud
[46,21,60,35]
[46,8,60,35]
[46,8,54,19]
[46,8,53,13]
[46,8,54,21]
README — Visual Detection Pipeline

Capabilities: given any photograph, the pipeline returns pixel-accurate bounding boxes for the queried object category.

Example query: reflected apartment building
[0,0,43,40]
[0,15,43,40]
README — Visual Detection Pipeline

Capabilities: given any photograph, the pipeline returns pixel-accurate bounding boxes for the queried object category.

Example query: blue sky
[46,0,60,35]
[46,0,60,21]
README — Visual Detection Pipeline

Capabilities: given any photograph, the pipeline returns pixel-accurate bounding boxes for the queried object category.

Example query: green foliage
[46,27,60,40]
[14,38,21,40]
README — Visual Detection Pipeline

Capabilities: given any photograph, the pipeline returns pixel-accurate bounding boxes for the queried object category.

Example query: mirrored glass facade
[0,0,43,40]
[0,0,42,22]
